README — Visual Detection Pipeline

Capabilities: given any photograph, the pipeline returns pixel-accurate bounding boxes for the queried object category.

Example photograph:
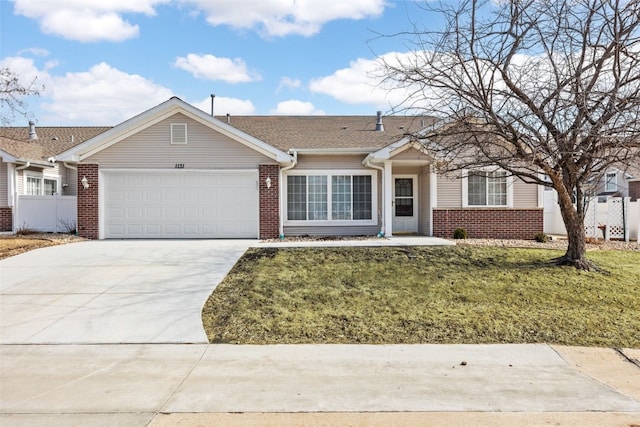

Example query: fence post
[624,197,629,242]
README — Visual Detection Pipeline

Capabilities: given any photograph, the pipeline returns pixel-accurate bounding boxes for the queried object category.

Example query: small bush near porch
[202,246,640,347]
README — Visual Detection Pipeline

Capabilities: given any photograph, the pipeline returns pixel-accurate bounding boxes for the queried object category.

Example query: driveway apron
[0,240,252,344]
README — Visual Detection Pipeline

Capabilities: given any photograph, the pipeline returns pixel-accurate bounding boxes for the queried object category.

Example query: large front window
[466,170,508,206]
[286,172,374,222]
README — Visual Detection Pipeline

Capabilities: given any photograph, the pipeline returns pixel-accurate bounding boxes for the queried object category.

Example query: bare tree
[0,68,42,125]
[381,0,640,270]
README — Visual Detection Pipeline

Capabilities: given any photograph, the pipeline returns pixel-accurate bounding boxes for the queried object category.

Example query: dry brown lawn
[0,234,85,260]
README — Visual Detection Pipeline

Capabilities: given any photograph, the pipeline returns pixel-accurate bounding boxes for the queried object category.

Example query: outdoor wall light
[265,176,272,188]
[81,176,89,189]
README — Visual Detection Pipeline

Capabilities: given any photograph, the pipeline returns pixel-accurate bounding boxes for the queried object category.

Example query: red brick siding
[629,181,640,200]
[259,164,280,239]
[0,206,12,231]
[433,208,543,239]
[77,164,99,239]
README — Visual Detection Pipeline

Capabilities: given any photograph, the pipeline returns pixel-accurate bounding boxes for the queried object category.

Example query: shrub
[453,227,468,239]
[58,218,77,234]
[534,232,549,243]
[15,223,39,236]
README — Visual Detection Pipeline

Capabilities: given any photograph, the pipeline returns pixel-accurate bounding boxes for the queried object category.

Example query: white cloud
[309,54,409,108]
[177,0,386,37]
[0,56,51,89]
[17,47,50,57]
[277,77,302,93]
[42,62,174,125]
[11,0,168,42]
[192,95,256,116]
[174,54,261,83]
[270,99,325,115]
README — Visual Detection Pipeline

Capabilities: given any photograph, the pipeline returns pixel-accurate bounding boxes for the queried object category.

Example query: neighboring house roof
[0,127,110,164]
[221,115,438,152]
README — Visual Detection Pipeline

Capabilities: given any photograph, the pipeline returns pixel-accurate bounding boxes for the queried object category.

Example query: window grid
[467,171,507,206]
[308,176,328,220]
[286,173,373,222]
[26,177,42,196]
[287,176,307,220]
[332,175,352,220]
[605,172,617,192]
[353,176,372,220]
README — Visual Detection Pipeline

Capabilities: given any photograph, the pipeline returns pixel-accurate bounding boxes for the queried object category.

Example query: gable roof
[0,127,109,164]
[56,97,292,163]
[221,115,438,152]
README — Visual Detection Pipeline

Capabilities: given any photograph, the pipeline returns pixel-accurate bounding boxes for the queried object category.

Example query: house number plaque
[175,164,184,169]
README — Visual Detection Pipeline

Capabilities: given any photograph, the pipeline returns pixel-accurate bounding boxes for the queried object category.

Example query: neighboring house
[2,97,543,239]
[589,166,640,199]
[0,124,109,231]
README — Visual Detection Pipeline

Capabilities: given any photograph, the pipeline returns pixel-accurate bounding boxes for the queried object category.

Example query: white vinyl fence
[15,195,77,233]
[544,191,639,241]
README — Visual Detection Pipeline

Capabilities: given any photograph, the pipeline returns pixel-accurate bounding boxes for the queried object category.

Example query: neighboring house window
[605,172,617,192]
[26,176,41,195]
[25,175,59,195]
[463,170,510,207]
[286,172,375,223]
[44,179,57,195]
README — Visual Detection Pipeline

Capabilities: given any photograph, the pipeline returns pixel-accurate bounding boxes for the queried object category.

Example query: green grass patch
[202,246,640,347]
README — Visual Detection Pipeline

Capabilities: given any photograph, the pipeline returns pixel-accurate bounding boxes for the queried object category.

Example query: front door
[392,175,418,233]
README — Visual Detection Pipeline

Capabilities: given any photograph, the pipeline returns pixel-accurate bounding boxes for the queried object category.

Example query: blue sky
[0,0,436,126]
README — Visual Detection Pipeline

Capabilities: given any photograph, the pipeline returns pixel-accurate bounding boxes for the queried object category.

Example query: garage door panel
[104,170,258,239]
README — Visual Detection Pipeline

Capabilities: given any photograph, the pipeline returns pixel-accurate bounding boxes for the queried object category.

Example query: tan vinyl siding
[16,169,23,194]
[294,154,367,170]
[84,113,276,168]
[419,168,431,235]
[437,173,462,207]
[0,161,7,205]
[392,165,419,175]
[61,164,77,195]
[513,177,538,208]
[391,147,432,162]
[284,225,380,237]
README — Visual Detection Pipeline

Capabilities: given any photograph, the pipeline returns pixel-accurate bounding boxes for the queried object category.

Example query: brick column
[77,164,99,239]
[0,207,12,231]
[629,181,640,200]
[259,164,280,239]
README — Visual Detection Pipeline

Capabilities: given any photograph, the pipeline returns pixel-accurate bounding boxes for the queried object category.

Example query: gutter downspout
[63,162,77,172]
[279,151,297,239]
[364,158,386,237]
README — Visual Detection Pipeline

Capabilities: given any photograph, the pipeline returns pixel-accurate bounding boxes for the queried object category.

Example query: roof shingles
[0,127,111,161]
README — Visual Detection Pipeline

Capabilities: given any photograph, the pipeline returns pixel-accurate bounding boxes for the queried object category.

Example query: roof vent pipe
[375,111,384,132]
[226,113,230,124]
[210,94,215,116]
[28,120,38,140]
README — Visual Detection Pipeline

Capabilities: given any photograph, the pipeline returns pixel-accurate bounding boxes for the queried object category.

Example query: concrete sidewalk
[1,344,638,426]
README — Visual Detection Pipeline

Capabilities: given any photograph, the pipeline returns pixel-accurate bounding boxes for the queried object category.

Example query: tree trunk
[555,189,592,270]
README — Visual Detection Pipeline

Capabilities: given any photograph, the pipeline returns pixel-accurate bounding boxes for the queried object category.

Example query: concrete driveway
[0,240,252,344]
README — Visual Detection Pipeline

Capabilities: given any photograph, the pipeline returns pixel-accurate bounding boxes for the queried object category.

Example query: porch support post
[384,161,393,237]
[430,164,437,236]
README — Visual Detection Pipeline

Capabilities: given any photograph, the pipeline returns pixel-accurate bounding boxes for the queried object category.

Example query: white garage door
[104,170,259,238]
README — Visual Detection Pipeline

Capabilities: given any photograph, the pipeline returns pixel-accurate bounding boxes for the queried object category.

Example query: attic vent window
[171,123,187,144]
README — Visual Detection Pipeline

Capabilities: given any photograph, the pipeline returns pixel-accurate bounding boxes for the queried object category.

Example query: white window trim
[284,169,378,226]
[461,168,513,208]
[605,171,617,192]
[171,123,187,144]
[24,172,61,196]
